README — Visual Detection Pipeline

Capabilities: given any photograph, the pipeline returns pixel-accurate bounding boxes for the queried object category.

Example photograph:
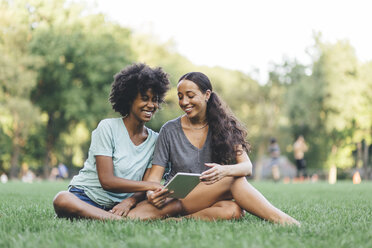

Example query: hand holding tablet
[164,172,201,199]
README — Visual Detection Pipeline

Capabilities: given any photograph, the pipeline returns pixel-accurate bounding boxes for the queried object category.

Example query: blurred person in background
[293,135,308,180]
[1,172,8,183]
[57,162,69,179]
[268,138,281,182]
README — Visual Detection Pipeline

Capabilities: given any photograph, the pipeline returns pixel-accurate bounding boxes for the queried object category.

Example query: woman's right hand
[147,188,172,208]
[147,181,164,192]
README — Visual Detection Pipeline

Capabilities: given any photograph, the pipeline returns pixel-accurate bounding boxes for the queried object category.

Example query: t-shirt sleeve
[145,131,159,169]
[90,120,114,157]
[151,126,170,167]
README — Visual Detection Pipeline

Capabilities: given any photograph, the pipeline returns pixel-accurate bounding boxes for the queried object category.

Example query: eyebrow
[178,90,195,94]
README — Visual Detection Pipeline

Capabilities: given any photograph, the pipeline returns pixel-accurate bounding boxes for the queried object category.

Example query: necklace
[186,116,208,130]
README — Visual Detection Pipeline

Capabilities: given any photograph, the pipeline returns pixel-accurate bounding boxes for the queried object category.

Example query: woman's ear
[205,89,211,102]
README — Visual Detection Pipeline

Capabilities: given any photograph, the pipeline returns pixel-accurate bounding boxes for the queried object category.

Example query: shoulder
[94,118,123,135]
[160,116,181,133]
[145,127,159,141]
[97,118,121,128]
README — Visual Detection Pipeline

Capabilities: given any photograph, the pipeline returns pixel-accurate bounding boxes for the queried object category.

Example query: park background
[1,0,372,181]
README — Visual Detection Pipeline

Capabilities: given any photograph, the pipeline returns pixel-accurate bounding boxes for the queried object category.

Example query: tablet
[164,172,201,199]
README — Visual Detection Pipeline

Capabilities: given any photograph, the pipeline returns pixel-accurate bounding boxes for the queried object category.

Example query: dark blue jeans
[69,186,113,211]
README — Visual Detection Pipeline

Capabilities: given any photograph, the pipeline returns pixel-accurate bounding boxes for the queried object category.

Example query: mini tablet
[164,172,201,199]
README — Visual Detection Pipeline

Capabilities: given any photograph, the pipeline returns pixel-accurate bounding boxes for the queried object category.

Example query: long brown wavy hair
[178,72,250,164]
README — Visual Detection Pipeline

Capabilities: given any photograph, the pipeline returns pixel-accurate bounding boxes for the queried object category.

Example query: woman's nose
[180,97,188,106]
[147,100,156,108]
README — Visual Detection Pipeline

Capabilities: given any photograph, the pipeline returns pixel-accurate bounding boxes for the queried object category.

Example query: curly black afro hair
[109,63,170,116]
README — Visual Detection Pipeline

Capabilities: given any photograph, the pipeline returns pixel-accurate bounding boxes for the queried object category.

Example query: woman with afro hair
[53,63,180,220]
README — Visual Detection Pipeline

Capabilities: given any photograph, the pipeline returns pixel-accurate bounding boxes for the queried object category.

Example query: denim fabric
[69,186,112,211]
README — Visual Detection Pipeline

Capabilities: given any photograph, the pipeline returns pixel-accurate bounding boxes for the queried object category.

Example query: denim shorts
[69,186,112,211]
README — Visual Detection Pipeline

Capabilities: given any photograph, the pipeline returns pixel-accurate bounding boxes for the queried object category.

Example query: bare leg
[180,177,235,213]
[230,177,300,226]
[184,200,243,221]
[128,177,300,225]
[127,177,234,220]
[53,191,121,220]
[180,177,300,225]
[127,198,183,220]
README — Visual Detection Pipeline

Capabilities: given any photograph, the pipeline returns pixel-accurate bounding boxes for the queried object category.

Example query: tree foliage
[273,36,372,171]
[0,0,42,177]
[0,0,371,178]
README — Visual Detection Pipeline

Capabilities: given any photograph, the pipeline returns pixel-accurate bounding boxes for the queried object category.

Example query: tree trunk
[253,142,266,181]
[43,115,55,178]
[10,124,22,179]
[356,142,362,167]
[362,140,369,180]
[10,143,21,179]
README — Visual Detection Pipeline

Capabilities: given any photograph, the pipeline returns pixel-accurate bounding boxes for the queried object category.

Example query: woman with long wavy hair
[127,72,300,225]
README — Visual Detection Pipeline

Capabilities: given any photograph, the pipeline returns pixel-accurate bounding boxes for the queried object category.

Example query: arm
[200,146,252,185]
[143,165,173,208]
[142,124,172,208]
[96,155,162,193]
[110,168,157,216]
[125,167,156,204]
[144,164,165,183]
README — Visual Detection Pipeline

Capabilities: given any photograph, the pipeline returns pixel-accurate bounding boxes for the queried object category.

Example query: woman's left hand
[109,198,135,217]
[200,163,228,185]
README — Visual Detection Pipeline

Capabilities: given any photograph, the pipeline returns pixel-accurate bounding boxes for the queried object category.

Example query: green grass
[0,181,371,248]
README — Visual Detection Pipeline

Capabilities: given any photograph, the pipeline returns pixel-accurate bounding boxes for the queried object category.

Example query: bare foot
[280,216,301,227]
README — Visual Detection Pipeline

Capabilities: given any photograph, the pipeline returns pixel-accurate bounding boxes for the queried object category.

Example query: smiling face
[129,89,159,123]
[177,79,210,120]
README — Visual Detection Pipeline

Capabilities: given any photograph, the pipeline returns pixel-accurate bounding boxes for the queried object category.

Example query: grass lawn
[0,180,371,248]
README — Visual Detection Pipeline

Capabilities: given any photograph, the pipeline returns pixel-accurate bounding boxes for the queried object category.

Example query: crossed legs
[128,177,300,225]
[127,177,238,221]
[53,191,122,220]
[53,177,300,225]
[183,200,243,220]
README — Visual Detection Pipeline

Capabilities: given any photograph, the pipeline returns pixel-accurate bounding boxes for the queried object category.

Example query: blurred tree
[276,36,372,172]
[27,0,133,177]
[355,61,372,178]
[1,0,371,178]
[277,59,328,168]
[313,39,365,169]
[0,0,42,178]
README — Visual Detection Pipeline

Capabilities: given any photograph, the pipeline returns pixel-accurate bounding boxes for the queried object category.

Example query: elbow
[99,178,115,192]
[245,162,253,177]
[101,182,113,191]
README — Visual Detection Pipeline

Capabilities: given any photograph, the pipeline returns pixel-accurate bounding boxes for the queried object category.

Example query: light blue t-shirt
[69,118,158,208]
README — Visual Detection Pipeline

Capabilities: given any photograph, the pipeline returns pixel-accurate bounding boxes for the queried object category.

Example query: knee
[127,199,183,220]
[220,201,243,220]
[127,201,157,220]
[228,203,243,220]
[53,191,72,216]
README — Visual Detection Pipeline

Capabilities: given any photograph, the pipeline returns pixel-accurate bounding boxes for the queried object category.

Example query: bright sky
[93,0,372,83]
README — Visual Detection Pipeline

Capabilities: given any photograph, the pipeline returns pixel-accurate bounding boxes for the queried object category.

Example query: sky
[92,0,372,83]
